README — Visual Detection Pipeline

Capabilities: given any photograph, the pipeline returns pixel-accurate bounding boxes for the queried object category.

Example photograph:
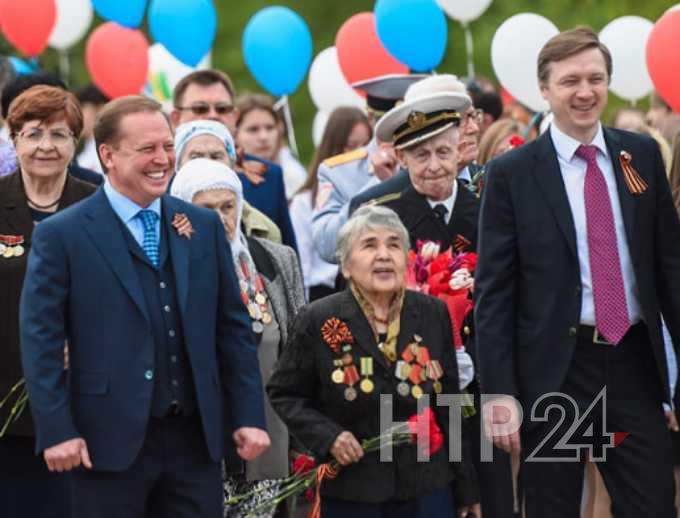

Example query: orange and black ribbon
[619,151,647,195]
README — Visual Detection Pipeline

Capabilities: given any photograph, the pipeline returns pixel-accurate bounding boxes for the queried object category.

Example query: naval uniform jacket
[378,180,479,253]
[267,288,478,505]
[0,171,95,436]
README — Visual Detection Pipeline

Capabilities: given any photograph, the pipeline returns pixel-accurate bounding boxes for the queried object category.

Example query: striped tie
[138,209,159,267]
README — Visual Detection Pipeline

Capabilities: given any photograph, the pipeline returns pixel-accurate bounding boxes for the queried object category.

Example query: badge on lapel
[172,213,195,239]
[619,151,647,196]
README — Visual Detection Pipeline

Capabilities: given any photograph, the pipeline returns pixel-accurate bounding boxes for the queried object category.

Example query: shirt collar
[103,179,162,224]
[550,122,608,163]
[426,179,458,216]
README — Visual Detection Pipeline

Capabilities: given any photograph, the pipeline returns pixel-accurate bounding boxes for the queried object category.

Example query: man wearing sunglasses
[171,70,238,134]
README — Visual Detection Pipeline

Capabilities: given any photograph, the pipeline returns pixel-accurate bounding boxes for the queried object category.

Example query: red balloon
[646,10,680,113]
[335,12,408,86]
[86,22,149,99]
[0,0,56,56]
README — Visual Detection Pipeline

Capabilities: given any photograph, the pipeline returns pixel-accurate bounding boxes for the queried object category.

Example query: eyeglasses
[175,102,235,117]
[17,128,74,147]
[463,108,484,126]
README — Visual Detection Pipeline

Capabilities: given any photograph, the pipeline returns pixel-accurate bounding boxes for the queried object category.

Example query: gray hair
[336,205,410,267]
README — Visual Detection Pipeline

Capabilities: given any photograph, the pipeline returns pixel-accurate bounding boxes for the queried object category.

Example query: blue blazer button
[145,370,153,380]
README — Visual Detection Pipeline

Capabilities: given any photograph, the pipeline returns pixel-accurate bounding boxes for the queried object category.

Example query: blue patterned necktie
[138,209,160,267]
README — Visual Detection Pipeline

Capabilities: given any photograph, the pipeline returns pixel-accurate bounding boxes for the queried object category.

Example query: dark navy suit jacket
[20,189,266,471]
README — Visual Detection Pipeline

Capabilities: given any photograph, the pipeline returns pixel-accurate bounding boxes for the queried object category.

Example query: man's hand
[370,144,398,181]
[482,396,522,455]
[330,431,364,466]
[458,502,482,518]
[665,408,679,432]
[233,427,270,460]
[44,437,92,472]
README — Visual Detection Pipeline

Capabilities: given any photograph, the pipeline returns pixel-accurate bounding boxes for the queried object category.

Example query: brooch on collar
[619,151,647,195]
[172,213,194,239]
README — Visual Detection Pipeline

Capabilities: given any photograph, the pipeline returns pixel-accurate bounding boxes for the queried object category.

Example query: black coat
[475,127,680,416]
[267,288,477,505]
[379,181,479,253]
[0,172,95,436]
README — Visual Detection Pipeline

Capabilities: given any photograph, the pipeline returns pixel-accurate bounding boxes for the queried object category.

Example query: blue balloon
[92,0,147,29]
[242,6,312,96]
[149,0,216,67]
[9,57,38,75]
[375,0,447,72]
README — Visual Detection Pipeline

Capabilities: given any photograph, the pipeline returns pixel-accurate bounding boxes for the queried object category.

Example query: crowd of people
[1,24,680,518]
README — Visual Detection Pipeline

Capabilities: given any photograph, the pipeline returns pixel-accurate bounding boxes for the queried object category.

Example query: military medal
[2,246,12,258]
[411,385,423,399]
[343,365,360,401]
[252,321,264,334]
[12,236,25,257]
[395,361,410,396]
[321,318,361,401]
[238,256,270,334]
[359,357,374,394]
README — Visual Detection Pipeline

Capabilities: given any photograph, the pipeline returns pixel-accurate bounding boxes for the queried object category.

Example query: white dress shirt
[426,179,458,225]
[550,123,642,326]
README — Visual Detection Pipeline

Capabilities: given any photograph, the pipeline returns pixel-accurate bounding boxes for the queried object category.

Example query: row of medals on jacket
[0,235,25,258]
[331,334,443,401]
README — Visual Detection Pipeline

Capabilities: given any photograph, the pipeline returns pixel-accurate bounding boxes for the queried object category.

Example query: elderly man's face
[342,226,406,299]
[397,128,459,201]
[458,107,481,169]
[178,134,231,169]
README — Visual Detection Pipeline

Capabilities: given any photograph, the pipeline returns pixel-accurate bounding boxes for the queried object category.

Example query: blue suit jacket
[20,189,266,471]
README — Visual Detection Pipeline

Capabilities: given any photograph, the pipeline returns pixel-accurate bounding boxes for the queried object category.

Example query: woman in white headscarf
[173,119,282,244]
[171,159,305,517]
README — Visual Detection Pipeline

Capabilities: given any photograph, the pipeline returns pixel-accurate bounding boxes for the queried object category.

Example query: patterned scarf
[349,282,405,362]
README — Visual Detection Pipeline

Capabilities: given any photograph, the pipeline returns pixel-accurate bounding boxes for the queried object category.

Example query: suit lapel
[337,289,391,372]
[603,128,637,261]
[531,131,578,258]
[162,196,190,319]
[83,190,150,322]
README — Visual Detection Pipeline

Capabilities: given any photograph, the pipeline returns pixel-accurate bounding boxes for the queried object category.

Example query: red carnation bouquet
[226,408,444,517]
[406,240,477,349]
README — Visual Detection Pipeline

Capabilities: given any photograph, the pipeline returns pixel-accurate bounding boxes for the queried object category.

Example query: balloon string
[281,95,299,159]
[463,22,475,79]
[59,50,70,84]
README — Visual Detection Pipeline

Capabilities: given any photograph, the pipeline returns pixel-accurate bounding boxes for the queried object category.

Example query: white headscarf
[173,119,237,171]
[170,158,249,264]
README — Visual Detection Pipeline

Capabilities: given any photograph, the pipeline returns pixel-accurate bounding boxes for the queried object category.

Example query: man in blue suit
[20,96,270,517]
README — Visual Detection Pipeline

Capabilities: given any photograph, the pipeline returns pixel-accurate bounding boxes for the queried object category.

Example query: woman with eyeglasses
[0,85,96,517]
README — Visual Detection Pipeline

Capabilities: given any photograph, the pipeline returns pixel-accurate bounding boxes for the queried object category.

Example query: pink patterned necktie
[576,144,630,345]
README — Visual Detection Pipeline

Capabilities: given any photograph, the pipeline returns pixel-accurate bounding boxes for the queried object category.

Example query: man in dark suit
[476,27,680,517]
[366,75,478,253]
[20,96,270,517]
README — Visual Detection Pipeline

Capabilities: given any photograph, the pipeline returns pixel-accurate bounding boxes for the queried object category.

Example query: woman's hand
[330,431,364,466]
[457,502,481,518]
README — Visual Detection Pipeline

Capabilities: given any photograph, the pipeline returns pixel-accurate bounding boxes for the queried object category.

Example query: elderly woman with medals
[267,205,480,518]
[170,159,305,517]
[0,86,96,517]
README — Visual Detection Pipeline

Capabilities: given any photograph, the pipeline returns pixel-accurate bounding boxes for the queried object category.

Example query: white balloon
[312,110,330,147]
[665,3,680,14]
[147,43,211,102]
[491,13,559,113]
[437,0,492,23]
[599,16,654,102]
[48,0,93,50]
[308,47,364,112]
